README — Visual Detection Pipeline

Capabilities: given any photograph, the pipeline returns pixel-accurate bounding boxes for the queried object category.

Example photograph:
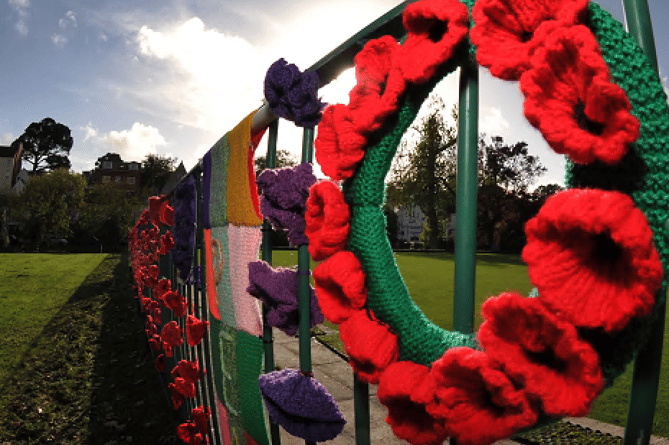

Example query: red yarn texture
[314,104,367,180]
[305,181,351,261]
[172,359,201,385]
[339,310,399,384]
[156,354,165,373]
[164,290,188,317]
[471,0,589,80]
[148,195,164,226]
[348,36,406,134]
[313,251,368,324]
[186,314,210,346]
[191,406,211,436]
[523,189,663,332]
[479,292,604,417]
[160,201,174,226]
[520,24,639,164]
[169,383,185,409]
[429,347,538,445]
[397,0,470,84]
[153,278,171,303]
[161,321,184,348]
[377,361,448,445]
[158,231,175,256]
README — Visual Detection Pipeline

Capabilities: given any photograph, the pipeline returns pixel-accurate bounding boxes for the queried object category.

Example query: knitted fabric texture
[478,292,604,417]
[186,314,209,347]
[258,368,346,442]
[264,58,325,128]
[173,175,196,280]
[247,260,323,336]
[313,250,368,324]
[305,180,351,261]
[522,188,663,333]
[256,163,317,246]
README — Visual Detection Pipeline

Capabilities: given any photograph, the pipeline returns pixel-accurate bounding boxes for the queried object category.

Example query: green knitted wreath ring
[341,0,669,383]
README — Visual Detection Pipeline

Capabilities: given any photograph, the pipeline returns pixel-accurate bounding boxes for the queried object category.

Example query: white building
[0,142,23,195]
[396,205,426,243]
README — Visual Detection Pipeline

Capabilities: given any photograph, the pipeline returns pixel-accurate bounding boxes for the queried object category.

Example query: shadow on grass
[0,254,179,445]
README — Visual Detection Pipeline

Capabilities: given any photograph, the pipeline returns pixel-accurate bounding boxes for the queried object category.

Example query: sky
[1,0,667,188]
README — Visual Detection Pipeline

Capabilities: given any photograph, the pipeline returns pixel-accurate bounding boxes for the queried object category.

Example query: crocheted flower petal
[258,369,346,442]
[339,310,399,384]
[186,314,210,347]
[429,347,538,445]
[314,104,367,181]
[347,36,406,134]
[161,320,184,347]
[160,201,174,226]
[396,0,470,84]
[523,189,663,332]
[313,251,368,324]
[479,292,604,417]
[471,0,589,80]
[305,181,351,261]
[520,24,639,164]
[377,361,448,445]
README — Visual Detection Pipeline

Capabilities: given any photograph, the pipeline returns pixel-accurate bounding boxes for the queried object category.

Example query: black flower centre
[573,100,606,135]
[592,233,623,263]
[428,20,447,43]
[519,30,533,43]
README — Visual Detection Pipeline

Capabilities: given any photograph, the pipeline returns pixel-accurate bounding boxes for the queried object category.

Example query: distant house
[86,153,142,192]
[396,205,426,244]
[0,141,23,195]
[160,161,187,196]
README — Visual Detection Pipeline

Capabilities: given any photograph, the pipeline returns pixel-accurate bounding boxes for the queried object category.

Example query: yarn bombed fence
[128,0,668,444]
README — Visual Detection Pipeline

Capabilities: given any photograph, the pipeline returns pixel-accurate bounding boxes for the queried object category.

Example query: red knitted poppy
[156,354,166,373]
[339,310,399,384]
[160,201,174,226]
[314,104,367,181]
[153,278,171,304]
[173,359,202,385]
[159,231,175,255]
[523,189,663,332]
[348,36,406,134]
[161,321,184,347]
[313,251,367,324]
[191,406,211,435]
[187,314,210,346]
[169,383,185,409]
[305,181,351,261]
[148,195,164,226]
[471,0,589,80]
[146,264,160,288]
[396,0,470,84]
[377,361,447,445]
[174,376,197,398]
[520,24,639,164]
[478,293,604,417]
[164,290,188,317]
[177,422,207,445]
[148,334,162,351]
[429,347,538,445]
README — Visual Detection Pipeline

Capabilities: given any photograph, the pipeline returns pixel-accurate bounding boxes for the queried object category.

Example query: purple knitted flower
[257,163,317,246]
[264,58,326,128]
[247,260,323,336]
[173,175,196,280]
[258,368,346,442]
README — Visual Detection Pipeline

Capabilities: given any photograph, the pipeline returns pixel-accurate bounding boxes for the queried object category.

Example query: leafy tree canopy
[141,153,176,196]
[255,149,299,176]
[18,117,73,174]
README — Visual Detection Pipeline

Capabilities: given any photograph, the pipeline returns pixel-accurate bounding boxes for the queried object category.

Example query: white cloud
[81,122,167,162]
[134,17,267,133]
[480,106,510,136]
[58,11,76,30]
[8,0,30,36]
[1,133,17,145]
[51,34,68,47]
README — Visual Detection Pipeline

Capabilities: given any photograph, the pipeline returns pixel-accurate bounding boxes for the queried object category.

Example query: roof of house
[0,145,18,158]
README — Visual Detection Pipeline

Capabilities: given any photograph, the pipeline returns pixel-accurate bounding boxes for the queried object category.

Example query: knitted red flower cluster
[471,0,639,164]
[315,0,469,180]
[130,195,212,443]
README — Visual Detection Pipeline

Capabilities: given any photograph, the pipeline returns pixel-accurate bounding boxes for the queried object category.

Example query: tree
[14,169,86,245]
[141,153,176,196]
[387,97,547,250]
[387,97,457,248]
[18,117,73,174]
[254,149,299,176]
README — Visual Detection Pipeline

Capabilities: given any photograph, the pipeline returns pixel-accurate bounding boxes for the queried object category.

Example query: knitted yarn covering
[173,175,196,280]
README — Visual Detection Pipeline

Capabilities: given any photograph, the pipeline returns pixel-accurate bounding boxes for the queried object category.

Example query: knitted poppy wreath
[306,0,669,444]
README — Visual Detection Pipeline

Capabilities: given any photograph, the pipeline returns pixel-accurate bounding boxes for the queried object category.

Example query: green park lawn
[273,250,669,438]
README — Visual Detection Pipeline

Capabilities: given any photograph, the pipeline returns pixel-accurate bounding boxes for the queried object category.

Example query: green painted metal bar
[298,127,316,445]
[621,1,665,443]
[260,120,282,445]
[452,58,479,335]
[353,374,371,445]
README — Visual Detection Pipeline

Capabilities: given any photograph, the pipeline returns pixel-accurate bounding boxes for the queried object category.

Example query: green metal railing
[153,0,664,444]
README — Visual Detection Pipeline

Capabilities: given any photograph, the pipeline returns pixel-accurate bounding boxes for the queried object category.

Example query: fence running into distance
[151,1,666,444]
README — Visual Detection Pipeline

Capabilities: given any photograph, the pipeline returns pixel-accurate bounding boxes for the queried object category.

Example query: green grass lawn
[272,249,669,438]
[0,253,107,385]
